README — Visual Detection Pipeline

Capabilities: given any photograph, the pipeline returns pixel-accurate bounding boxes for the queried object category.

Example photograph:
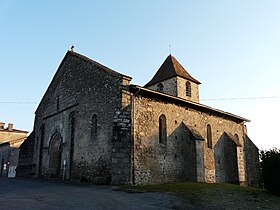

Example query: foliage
[260,148,280,195]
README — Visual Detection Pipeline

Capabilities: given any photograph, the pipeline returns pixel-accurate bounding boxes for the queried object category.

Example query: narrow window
[91,114,98,140]
[69,111,75,175]
[159,114,167,145]
[38,124,45,175]
[186,81,191,97]
[56,95,60,110]
[157,83,164,92]
[207,124,212,149]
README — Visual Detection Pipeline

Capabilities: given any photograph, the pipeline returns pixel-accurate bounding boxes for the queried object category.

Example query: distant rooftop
[0,122,28,133]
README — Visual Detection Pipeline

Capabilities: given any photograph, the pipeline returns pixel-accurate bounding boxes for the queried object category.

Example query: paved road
[0,178,193,210]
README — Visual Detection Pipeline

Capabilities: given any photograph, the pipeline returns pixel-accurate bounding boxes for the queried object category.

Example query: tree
[260,148,280,195]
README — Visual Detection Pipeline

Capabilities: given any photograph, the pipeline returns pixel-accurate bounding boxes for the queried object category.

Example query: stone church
[32,49,259,186]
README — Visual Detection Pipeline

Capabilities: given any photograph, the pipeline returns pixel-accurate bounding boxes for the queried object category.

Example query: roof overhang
[130,85,250,123]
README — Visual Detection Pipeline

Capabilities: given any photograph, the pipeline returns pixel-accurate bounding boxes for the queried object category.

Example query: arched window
[38,124,45,175]
[56,95,60,110]
[207,124,212,149]
[157,83,164,92]
[159,114,167,145]
[91,114,98,141]
[69,111,75,175]
[49,133,62,177]
[69,111,75,140]
[186,81,191,97]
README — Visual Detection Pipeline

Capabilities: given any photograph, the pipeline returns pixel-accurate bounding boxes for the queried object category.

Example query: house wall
[132,95,246,185]
[0,131,27,148]
[17,132,35,177]
[0,143,10,177]
[33,53,129,184]
[111,86,133,184]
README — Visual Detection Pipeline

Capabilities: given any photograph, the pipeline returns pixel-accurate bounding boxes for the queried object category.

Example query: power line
[201,96,280,101]
[0,96,280,104]
[0,102,37,104]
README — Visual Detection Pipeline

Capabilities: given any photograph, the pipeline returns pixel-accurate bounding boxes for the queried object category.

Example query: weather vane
[169,44,171,54]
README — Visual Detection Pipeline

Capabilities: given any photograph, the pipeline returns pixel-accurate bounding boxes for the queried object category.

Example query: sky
[1,0,280,150]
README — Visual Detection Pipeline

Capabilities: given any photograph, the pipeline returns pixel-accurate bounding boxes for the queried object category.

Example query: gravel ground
[0,178,194,210]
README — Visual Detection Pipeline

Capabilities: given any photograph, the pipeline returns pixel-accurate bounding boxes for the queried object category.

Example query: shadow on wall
[244,135,260,187]
[169,122,197,181]
[133,121,203,184]
[214,132,239,184]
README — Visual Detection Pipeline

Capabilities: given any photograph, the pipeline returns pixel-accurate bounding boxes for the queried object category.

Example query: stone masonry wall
[34,52,128,184]
[177,77,199,102]
[111,81,133,185]
[145,77,199,102]
[245,135,260,187]
[147,77,177,96]
[133,94,246,185]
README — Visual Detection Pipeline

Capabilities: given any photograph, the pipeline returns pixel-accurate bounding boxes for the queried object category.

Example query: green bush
[260,148,280,195]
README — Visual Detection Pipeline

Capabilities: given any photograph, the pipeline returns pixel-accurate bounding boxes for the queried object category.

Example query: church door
[49,133,62,178]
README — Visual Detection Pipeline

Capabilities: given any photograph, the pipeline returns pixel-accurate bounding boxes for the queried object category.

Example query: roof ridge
[170,55,201,84]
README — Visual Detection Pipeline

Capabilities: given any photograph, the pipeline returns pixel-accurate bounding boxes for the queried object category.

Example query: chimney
[8,123,13,131]
[0,122,5,130]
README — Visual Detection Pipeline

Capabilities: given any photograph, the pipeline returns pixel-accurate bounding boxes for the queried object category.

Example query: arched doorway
[49,133,62,178]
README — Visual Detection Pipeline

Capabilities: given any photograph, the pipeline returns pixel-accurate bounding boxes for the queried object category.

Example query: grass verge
[122,182,280,209]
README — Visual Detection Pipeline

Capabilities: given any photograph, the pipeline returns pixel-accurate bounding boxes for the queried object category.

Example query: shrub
[260,148,280,195]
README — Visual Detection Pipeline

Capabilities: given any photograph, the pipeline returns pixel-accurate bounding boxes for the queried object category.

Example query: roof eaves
[171,56,201,84]
[145,75,201,88]
[0,129,29,134]
[130,85,250,123]
[144,55,201,87]
[144,75,179,87]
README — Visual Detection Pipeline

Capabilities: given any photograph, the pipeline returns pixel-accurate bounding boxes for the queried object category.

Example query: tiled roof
[145,54,200,87]
[0,129,28,133]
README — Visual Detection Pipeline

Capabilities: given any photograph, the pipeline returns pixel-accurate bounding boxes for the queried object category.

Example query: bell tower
[144,55,201,103]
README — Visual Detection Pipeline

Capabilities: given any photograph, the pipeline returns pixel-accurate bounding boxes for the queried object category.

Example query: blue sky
[1,0,280,149]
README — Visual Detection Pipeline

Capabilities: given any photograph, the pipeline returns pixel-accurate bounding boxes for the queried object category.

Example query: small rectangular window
[186,82,191,97]
[207,124,212,149]
[91,114,97,141]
